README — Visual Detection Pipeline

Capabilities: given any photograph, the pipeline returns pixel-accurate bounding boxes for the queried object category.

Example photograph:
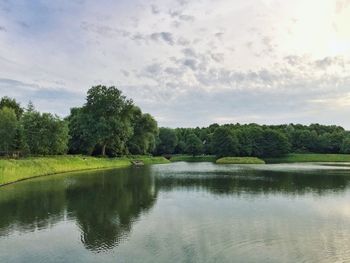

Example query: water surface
[1,162,350,262]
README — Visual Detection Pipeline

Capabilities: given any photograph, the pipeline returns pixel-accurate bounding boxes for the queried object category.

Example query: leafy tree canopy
[0,96,23,119]
[0,107,18,153]
[185,133,203,156]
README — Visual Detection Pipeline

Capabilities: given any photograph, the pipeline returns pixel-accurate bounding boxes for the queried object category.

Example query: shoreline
[2,153,350,187]
[0,166,128,187]
[170,153,350,164]
[265,153,350,163]
[0,155,169,187]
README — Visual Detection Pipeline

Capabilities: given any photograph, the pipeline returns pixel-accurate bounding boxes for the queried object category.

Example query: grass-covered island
[170,155,217,162]
[216,157,265,164]
[170,155,265,164]
[0,155,169,186]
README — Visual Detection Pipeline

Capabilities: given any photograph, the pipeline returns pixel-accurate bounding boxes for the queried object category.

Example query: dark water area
[1,162,350,262]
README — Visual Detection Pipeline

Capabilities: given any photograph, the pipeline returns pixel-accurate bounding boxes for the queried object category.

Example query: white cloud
[0,0,350,128]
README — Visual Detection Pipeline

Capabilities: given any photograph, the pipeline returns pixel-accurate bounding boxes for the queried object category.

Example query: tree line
[0,85,349,158]
[156,123,350,157]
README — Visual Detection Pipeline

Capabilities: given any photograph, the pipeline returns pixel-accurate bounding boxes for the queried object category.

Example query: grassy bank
[265,153,350,163]
[170,155,217,162]
[0,155,169,186]
[216,157,265,164]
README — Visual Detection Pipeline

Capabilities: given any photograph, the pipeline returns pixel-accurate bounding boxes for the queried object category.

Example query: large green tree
[22,105,69,155]
[156,128,178,155]
[185,133,203,156]
[85,86,134,156]
[67,107,97,155]
[259,129,290,157]
[211,126,240,157]
[0,107,18,153]
[0,96,23,119]
[68,86,134,156]
[128,106,158,155]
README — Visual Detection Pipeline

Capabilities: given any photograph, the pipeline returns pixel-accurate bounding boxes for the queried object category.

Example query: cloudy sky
[1,0,350,128]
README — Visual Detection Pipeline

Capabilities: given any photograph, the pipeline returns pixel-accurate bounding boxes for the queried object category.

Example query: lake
[1,162,350,262]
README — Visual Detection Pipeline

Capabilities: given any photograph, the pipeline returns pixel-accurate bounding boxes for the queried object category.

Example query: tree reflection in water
[0,167,157,252]
[65,167,157,252]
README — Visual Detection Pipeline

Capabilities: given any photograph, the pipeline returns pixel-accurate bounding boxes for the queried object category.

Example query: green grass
[216,157,265,164]
[265,153,350,163]
[0,155,169,186]
[170,155,217,162]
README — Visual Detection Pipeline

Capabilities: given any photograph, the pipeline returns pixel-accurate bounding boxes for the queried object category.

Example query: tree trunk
[102,144,107,156]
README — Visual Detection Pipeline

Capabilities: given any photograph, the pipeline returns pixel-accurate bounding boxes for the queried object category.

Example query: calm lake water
[1,162,350,263]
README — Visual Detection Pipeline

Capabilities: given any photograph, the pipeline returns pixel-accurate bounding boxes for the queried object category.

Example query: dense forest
[0,85,349,158]
[159,123,350,157]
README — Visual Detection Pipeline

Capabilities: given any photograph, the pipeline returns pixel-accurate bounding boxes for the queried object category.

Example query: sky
[0,0,350,128]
